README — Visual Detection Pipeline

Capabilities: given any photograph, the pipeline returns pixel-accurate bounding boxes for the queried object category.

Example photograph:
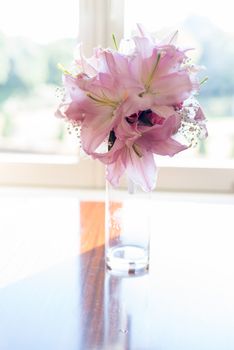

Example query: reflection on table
[0,188,234,350]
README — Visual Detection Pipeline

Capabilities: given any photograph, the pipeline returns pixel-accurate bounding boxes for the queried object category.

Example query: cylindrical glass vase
[105,177,151,275]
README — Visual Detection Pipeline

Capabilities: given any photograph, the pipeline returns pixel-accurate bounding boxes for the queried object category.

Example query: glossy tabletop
[0,188,234,350]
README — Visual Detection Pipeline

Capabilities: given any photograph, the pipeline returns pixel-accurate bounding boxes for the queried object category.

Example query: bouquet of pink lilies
[56,25,208,191]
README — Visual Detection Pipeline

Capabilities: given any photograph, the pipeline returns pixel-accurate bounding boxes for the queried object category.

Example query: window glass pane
[0,0,79,155]
[125,0,234,162]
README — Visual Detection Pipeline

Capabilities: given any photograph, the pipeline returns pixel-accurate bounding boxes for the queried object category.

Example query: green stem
[112,34,118,51]
[200,76,208,85]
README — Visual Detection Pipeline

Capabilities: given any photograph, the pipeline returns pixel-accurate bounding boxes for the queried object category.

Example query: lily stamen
[132,144,143,157]
[145,52,161,92]
[87,93,118,108]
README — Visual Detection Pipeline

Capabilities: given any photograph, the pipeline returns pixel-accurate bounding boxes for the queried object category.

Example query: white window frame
[0,0,234,193]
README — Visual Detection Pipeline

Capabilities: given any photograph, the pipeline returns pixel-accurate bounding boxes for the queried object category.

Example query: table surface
[0,187,234,350]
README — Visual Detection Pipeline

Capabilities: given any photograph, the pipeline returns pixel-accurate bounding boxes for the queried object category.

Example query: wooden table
[0,188,234,350]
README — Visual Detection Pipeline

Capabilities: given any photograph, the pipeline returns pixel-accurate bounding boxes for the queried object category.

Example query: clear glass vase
[105,176,151,275]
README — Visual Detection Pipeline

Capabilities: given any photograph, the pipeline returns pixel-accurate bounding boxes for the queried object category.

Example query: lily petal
[139,115,181,144]
[126,146,157,192]
[106,156,126,187]
[81,105,115,154]
[150,137,188,156]
[151,71,193,105]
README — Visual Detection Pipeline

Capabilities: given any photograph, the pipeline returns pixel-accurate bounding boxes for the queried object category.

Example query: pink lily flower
[55,24,207,191]
[93,114,187,191]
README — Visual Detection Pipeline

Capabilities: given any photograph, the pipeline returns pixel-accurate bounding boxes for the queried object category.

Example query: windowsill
[1,152,234,168]
[0,152,79,164]
[0,152,233,193]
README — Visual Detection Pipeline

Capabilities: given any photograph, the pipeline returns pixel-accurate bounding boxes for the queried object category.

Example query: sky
[0,0,78,43]
[0,0,233,43]
[125,0,234,35]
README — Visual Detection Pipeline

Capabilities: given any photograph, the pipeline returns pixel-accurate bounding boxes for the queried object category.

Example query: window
[125,0,234,163]
[0,0,79,155]
[0,0,233,192]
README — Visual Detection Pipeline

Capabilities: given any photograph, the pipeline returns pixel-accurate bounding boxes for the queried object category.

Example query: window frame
[0,154,233,193]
